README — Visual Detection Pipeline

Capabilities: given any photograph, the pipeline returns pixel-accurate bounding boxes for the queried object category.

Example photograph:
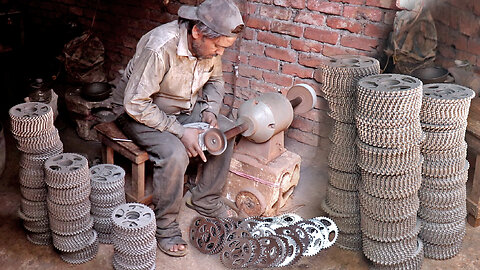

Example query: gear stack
[111,203,156,270]
[319,55,380,250]
[189,213,338,268]
[355,74,424,268]
[90,164,127,244]
[418,83,474,259]
[9,102,63,246]
[44,153,98,264]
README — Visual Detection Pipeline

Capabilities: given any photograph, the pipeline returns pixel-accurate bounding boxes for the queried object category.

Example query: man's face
[191,35,237,59]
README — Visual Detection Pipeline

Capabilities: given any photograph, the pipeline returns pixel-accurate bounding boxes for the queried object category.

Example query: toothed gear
[220,237,257,269]
[295,221,325,256]
[9,102,54,137]
[309,217,338,249]
[189,217,225,254]
[59,230,98,264]
[111,203,156,236]
[52,228,97,253]
[26,231,52,246]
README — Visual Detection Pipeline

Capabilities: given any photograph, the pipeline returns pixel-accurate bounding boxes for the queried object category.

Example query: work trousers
[116,106,235,239]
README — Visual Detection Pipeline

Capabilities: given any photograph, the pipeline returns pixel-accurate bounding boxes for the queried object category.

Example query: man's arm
[201,56,225,127]
[123,49,185,138]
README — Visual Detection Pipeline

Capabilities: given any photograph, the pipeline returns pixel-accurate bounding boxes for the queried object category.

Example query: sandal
[157,236,188,257]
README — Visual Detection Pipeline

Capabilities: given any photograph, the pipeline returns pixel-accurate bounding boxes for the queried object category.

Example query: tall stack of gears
[44,153,98,264]
[90,164,127,244]
[418,83,474,259]
[189,213,338,268]
[319,55,380,250]
[9,102,63,246]
[111,203,156,270]
[355,74,424,268]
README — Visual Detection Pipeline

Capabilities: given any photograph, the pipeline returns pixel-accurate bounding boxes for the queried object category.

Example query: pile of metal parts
[10,102,63,246]
[111,203,157,270]
[319,55,380,250]
[418,83,474,259]
[189,213,338,268]
[356,74,424,268]
[45,153,98,264]
[90,164,127,244]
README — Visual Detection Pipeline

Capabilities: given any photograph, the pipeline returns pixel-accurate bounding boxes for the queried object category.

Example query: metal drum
[237,92,294,143]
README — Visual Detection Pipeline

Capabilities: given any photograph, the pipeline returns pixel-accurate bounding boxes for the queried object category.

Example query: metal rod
[289,96,302,108]
[224,122,249,140]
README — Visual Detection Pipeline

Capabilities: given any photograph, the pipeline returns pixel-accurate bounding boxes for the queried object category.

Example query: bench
[94,122,152,205]
[466,98,480,227]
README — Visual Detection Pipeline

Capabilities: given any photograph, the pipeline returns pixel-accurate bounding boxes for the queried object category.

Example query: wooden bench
[94,122,152,205]
[466,98,480,227]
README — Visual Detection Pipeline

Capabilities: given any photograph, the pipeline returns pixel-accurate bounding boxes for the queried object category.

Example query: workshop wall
[431,0,480,68]
[18,0,398,147]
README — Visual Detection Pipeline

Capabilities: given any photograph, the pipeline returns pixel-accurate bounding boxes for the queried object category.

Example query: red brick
[286,128,319,146]
[240,41,265,55]
[291,39,323,53]
[222,49,240,63]
[366,0,396,9]
[222,62,234,73]
[245,2,258,14]
[69,6,83,16]
[271,21,304,37]
[475,0,480,16]
[384,10,396,24]
[242,28,256,40]
[265,47,297,63]
[263,71,294,87]
[455,51,477,66]
[307,0,343,15]
[298,53,324,68]
[437,44,456,60]
[250,55,280,71]
[273,0,306,9]
[304,28,339,45]
[364,23,392,38]
[326,17,363,33]
[250,0,274,4]
[260,5,292,20]
[330,0,365,4]
[344,6,383,22]
[250,80,278,93]
[294,11,325,26]
[246,17,271,30]
[257,32,289,47]
[459,11,479,37]
[467,38,480,55]
[224,74,250,88]
[238,65,263,80]
[283,63,314,78]
[340,35,379,51]
[451,32,468,51]
[323,44,358,57]
[291,117,319,134]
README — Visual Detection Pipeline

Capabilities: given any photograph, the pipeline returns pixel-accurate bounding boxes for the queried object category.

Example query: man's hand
[202,111,218,128]
[181,128,207,162]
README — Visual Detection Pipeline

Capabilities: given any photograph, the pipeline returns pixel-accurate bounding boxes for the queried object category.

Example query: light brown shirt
[116,21,225,138]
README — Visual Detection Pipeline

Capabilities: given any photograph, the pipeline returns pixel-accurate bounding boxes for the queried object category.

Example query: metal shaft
[289,96,302,109]
[224,122,249,140]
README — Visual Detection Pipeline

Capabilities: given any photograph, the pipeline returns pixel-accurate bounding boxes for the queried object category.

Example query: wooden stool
[94,122,152,204]
[466,98,480,227]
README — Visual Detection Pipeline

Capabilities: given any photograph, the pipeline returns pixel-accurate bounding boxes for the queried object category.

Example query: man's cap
[178,0,244,37]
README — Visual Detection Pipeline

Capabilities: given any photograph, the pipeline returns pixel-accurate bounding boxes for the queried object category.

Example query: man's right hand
[181,128,207,162]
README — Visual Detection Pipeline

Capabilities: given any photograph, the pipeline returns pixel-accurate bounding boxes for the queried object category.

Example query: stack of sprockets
[90,164,127,244]
[319,55,380,250]
[10,102,63,246]
[111,203,157,270]
[355,74,424,269]
[189,213,338,268]
[418,83,475,259]
[45,153,98,264]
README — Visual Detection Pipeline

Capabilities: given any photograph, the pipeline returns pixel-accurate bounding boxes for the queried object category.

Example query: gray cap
[178,0,244,37]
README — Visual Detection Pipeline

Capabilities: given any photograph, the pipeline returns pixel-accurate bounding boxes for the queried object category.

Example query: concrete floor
[1,116,480,270]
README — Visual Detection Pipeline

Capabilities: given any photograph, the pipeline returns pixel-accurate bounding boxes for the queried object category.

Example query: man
[112,0,244,257]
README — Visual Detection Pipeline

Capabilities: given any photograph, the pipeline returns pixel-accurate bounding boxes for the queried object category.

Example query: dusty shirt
[114,20,225,138]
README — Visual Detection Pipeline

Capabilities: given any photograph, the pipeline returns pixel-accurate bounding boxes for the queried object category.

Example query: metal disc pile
[418,83,474,260]
[44,153,98,264]
[9,102,63,246]
[90,164,126,244]
[355,74,423,268]
[190,213,337,268]
[319,55,380,250]
[111,203,156,270]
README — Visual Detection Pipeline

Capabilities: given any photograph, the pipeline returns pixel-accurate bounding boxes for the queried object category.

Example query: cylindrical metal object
[237,92,294,143]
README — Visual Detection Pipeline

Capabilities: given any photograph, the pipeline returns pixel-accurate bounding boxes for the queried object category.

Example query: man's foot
[186,198,238,218]
[157,236,188,257]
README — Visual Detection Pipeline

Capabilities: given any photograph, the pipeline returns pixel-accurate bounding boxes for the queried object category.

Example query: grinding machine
[206,84,318,217]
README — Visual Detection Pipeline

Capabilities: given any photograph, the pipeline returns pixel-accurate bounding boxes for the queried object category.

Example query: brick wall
[431,0,480,68]
[18,0,399,147]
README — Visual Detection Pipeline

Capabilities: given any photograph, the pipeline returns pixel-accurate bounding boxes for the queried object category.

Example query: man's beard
[192,38,217,59]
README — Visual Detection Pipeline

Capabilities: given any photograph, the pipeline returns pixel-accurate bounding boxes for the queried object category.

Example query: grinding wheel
[287,84,317,114]
[202,128,227,156]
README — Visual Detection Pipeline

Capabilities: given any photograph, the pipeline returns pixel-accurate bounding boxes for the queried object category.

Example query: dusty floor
[1,115,480,270]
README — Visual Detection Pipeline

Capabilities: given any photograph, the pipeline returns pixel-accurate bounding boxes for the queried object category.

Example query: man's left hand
[202,111,218,128]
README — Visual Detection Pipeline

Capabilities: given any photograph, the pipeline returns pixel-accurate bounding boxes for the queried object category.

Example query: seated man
[112,0,244,257]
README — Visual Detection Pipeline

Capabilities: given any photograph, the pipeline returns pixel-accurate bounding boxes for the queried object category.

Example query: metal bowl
[411,67,449,84]
[81,82,112,102]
